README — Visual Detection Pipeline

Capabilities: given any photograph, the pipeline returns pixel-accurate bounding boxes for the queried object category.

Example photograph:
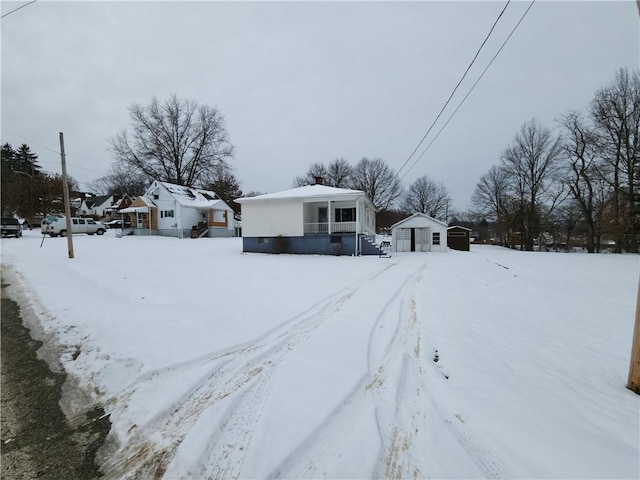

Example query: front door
[410,228,416,252]
[318,207,327,223]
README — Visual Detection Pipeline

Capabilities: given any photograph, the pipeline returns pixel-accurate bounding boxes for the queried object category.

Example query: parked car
[41,216,107,237]
[105,219,131,229]
[1,217,22,237]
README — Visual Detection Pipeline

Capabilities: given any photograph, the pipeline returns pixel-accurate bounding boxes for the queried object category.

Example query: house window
[161,210,174,218]
[432,232,441,245]
[335,207,355,222]
[258,237,269,244]
[330,235,341,244]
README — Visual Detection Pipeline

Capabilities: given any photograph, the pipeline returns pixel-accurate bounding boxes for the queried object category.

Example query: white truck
[41,216,107,237]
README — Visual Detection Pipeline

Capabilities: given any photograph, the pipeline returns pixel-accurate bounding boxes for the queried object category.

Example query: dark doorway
[410,228,416,252]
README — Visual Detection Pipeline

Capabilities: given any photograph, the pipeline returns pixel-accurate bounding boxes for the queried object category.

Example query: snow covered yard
[1,230,638,479]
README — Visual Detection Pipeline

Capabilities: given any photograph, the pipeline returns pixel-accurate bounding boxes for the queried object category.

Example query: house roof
[391,212,449,229]
[235,184,366,203]
[84,195,112,209]
[150,181,233,211]
[448,225,471,231]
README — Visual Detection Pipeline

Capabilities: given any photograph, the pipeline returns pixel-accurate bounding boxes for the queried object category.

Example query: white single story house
[235,182,380,255]
[121,181,235,238]
[77,195,115,217]
[391,213,448,253]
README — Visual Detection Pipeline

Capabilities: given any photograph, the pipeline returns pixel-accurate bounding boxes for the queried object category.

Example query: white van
[41,216,107,237]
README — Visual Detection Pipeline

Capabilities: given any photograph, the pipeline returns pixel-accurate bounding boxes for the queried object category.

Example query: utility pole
[627,0,640,395]
[59,132,74,259]
[628,279,640,394]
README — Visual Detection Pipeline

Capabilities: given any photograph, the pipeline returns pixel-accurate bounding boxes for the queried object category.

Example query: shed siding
[241,200,303,237]
[391,215,448,253]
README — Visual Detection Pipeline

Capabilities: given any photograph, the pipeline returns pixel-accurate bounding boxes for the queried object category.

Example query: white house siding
[241,200,303,237]
[391,214,448,253]
[213,210,225,223]
[155,194,179,235]
[180,205,201,229]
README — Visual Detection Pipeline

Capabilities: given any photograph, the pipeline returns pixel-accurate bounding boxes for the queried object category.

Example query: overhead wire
[394,0,512,180]
[1,127,105,178]
[400,0,537,181]
[1,0,38,20]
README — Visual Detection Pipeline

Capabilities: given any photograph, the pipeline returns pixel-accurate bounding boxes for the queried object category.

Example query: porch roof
[120,206,149,214]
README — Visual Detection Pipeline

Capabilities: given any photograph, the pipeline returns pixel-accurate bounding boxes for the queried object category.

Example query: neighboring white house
[77,195,115,217]
[235,182,380,255]
[391,213,448,253]
[121,181,235,238]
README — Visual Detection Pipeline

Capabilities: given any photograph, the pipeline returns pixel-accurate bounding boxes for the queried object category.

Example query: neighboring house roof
[448,225,471,231]
[391,212,449,229]
[156,182,232,210]
[84,195,112,209]
[111,194,132,210]
[236,184,366,203]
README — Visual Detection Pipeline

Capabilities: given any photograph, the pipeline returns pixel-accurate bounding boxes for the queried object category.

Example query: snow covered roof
[236,184,366,203]
[142,181,233,211]
[156,182,221,207]
[391,212,449,229]
[83,195,112,209]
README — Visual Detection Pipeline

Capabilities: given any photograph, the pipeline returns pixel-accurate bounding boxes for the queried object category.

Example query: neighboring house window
[335,208,355,222]
[432,232,440,245]
[160,210,174,218]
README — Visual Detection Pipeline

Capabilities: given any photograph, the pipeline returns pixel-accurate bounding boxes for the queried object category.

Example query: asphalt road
[1,281,110,479]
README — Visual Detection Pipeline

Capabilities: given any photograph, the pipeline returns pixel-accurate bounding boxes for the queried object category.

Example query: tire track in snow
[270,262,426,479]
[370,264,428,480]
[101,262,397,479]
[370,263,512,480]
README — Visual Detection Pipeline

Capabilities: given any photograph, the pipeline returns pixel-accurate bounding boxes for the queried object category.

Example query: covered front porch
[302,198,375,236]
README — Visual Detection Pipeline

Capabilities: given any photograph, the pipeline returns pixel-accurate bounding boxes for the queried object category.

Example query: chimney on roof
[314,176,323,185]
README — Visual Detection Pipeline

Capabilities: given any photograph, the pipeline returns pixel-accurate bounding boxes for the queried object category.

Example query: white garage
[391,213,448,253]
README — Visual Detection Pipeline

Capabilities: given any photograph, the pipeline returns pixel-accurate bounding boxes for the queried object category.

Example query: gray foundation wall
[243,234,359,255]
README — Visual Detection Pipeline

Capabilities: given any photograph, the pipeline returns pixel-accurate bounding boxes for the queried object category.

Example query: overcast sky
[2,1,638,211]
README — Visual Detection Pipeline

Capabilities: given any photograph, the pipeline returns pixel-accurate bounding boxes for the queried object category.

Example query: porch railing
[304,222,357,234]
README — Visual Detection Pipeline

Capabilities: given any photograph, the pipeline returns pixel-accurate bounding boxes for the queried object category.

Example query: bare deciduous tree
[205,167,243,218]
[293,162,328,187]
[402,175,451,221]
[349,157,402,211]
[501,119,563,250]
[109,94,234,188]
[558,111,608,253]
[591,68,640,253]
[89,162,149,197]
[471,165,513,246]
[326,158,353,188]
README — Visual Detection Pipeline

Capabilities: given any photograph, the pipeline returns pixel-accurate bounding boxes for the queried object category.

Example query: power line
[399,0,536,181]
[1,127,106,176]
[1,0,38,20]
[1,127,60,155]
[395,0,512,180]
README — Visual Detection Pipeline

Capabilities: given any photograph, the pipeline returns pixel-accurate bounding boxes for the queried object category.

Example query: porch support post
[355,196,360,256]
[328,200,332,234]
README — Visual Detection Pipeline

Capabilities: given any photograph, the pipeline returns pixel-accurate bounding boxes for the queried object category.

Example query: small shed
[447,225,471,251]
[391,213,448,253]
